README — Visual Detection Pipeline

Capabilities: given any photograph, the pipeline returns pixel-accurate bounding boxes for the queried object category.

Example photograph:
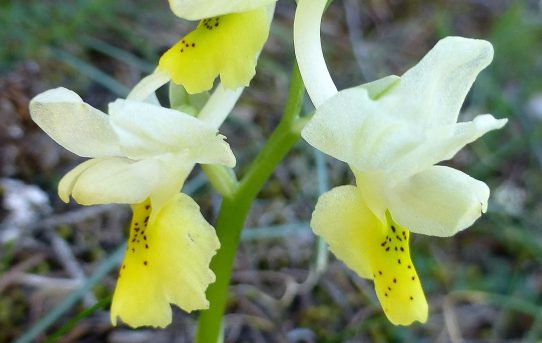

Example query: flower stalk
[195,64,305,343]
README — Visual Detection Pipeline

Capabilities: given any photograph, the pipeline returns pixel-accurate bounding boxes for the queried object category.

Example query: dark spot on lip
[192,43,195,47]
[145,244,149,249]
[144,261,148,266]
[410,296,414,300]
[393,278,397,283]
[384,293,388,297]
[386,247,390,251]
[411,276,416,281]
[145,205,150,210]
[388,287,391,291]
[400,247,404,252]
[398,259,401,264]
[378,271,383,275]
[391,226,396,233]
[408,265,411,269]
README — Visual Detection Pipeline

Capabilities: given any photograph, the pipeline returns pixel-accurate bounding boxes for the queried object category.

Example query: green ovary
[158,7,270,94]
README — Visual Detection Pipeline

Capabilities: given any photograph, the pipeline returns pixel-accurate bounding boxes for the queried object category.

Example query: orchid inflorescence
[29,0,507,338]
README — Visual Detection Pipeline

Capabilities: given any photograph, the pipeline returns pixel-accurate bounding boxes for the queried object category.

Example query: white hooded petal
[168,0,276,20]
[302,86,423,173]
[382,36,494,127]
[29,87,121,157]
[70,157,160,205]
[387,166,490,237]
[108,99,236,167]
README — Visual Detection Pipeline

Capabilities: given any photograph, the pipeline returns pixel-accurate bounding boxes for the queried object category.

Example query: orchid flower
[294,0,507,325]
[29,87,237,327]
[128,0,276,99]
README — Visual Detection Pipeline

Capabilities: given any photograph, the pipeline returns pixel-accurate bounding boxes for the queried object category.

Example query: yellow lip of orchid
[110,194,221,328]
[158,6,272,94]
[294,0,508,326]
[311,186,428,325]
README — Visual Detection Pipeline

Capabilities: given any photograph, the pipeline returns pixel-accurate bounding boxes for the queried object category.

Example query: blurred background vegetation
[0,0,541,342]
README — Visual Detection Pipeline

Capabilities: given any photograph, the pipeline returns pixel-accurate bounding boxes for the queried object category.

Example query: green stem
[194,64,305,343]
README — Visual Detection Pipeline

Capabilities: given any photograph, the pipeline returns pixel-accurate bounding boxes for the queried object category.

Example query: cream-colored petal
[148,154,194,211]
[58,158,103,203]
[305,90,506,180]
[29,88,121,157]
[382,36,494,127]
[108,99,236,167]
[354,115,501,227]
[111,195,220,327]
[70,157,160,205]
[387,165,490,237]
[391,114,508,180]
[311,185,428,325]
[302,86,423,172]
[158,7,271,94]
[168,0,276,20]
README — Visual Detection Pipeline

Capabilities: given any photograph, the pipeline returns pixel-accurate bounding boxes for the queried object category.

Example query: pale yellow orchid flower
[295,0,507,325]
[29,87,236,327]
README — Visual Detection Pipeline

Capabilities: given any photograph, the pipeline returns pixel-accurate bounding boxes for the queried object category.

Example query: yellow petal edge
[158,8,270,94]
[110,194,220,328]
[311,185,428,325]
